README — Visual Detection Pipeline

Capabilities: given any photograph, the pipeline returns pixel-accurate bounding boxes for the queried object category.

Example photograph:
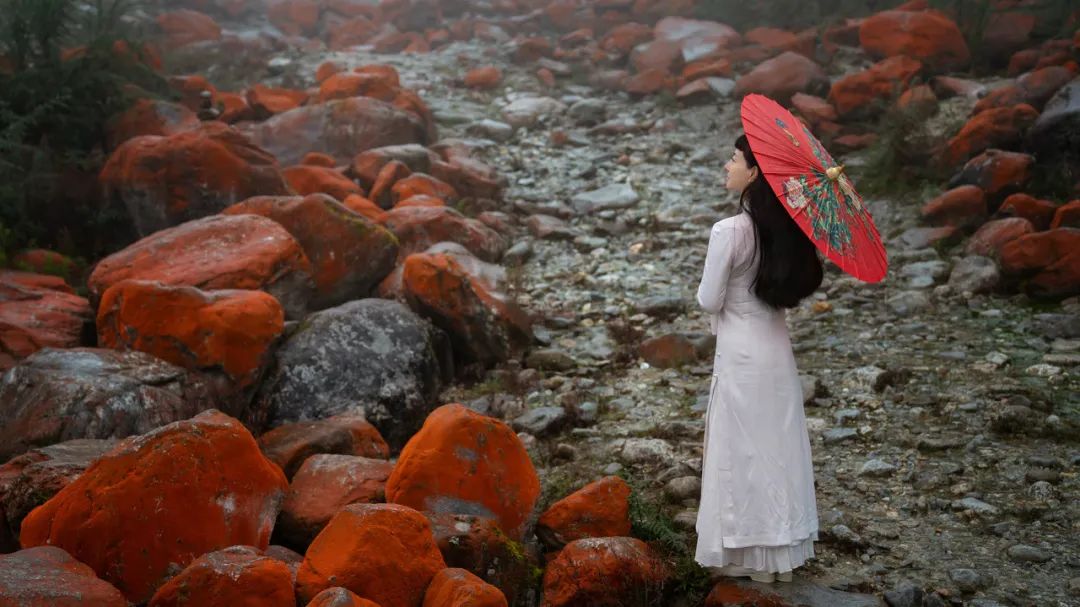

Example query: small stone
[526,349,577,371]
[823,428,858,443]
[1025,467,1061,483]
[953,497,999,515]
[571,183,639,214]
[859,459,897,477]
[1024,363,1061,376]
[618,438,675,465]
[827,524,864,548]
[504,241,533,265]
[673,510,698,531]
[664,476,701,502]
[1006,544,1050,563]
[633,296,686,319]
[1067,577,1080,596]
[464,119,515,142]
[511,407,568,437]
[603,462,623,475]
[1026,480,1058,500]
[883,580,924,607]
[948,568,985,593]
[948,255,1000,293]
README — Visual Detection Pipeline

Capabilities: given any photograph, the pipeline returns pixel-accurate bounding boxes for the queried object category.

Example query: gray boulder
[259,299,452,449]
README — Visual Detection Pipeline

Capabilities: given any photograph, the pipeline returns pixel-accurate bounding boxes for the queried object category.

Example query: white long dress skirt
[693,213,819,573]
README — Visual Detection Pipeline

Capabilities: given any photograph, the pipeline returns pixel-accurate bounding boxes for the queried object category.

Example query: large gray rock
[246,97,429,166]
[0,348,227,463]
[1027,76,1080,160]
[572,183,640,214]
[0,439,115,552]
[259,299,451,449]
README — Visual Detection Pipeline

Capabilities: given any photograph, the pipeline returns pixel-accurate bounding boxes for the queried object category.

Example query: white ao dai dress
[693,212,819,574]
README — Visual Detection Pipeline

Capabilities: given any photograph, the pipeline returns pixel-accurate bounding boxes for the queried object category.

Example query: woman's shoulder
[712,212,753,234]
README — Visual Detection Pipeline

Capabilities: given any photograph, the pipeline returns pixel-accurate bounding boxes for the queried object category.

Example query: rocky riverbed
[1,1,1077,606]
[268,35,1080,607]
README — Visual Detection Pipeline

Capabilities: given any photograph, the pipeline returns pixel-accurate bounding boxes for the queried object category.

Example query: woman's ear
[749,166,761,182]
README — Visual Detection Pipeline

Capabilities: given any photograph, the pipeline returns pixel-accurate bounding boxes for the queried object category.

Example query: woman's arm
[697,221,735,314]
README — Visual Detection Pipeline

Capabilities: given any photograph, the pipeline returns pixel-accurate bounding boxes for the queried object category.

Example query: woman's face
[725,149,759,192]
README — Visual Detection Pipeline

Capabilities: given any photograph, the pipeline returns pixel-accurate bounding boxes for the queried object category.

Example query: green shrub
[0,0,167,263]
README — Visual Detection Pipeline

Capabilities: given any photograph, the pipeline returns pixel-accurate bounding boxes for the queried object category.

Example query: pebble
[953,497,999,515]
[511,407,567,437]
[947,568,986,593]
[859,459,897,477]
[664,476,702,502]
[883,580,923,607]
[823,428,859,444]
[1006,544,1050,563]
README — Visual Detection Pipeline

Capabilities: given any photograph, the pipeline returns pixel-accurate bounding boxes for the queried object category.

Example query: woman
[694,134,824,584]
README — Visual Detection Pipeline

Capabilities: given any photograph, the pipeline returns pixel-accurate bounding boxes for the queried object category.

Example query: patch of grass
[620,472,714,605]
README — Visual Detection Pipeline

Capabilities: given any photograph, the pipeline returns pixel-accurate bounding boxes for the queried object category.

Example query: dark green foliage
[0,0,167,263]
[621,472,714,606]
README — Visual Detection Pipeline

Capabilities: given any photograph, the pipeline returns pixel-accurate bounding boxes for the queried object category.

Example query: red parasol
[740,94,888,283]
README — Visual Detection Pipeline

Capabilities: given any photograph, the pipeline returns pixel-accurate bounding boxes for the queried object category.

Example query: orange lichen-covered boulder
[96,280,284,385]
[147,546,295,607]
[0,440,115,552]
[540,537,671,607]
[247,84,310,118]
[283,165,365,200]
[268,0,321,37]
[19,410,288,604]
[536,477,632,550]
[307,587,383,607]
[343,194,388,223]
[999,228,1080,299]
[1051,200,1080,229]
[998,193,1058,231]
[972,65,1074,115]
[423,568,507,607]
[318,72,399,103]
[0,349,225,463]
[600,23,654,56]
[257,414,390,480]
[382,206,506,262]
[948,149,1035,199]
[296,503,446,606]
[965,217,1036,257]
[369,160,413,208]
[88,214,313,318]
[790,93,837,126]
[328,16,377,50]
[9,249,77,280]
[0,546,127,607]
[401,252,532,365]
[223,194,398,309]
[0,271,91,371]
[429,156,505,201]
[351,145,438,189]
[425,513,536,606]
[386,404,540,539]
[859,9,969,71]
[246,97,430,167]
[464,66,503,89]
[396,195,446,209]
[941,104,1039,167]
[302,152,339,168]
[106,98,199,150]
[733,51,828,103]
[275,454,395,551]
[920,185,987,230]
[100,122,290,236]
[828,56,923,118]
[156,9,222,49]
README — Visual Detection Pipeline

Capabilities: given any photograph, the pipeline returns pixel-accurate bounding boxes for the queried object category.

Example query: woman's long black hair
[735,134,824,309]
